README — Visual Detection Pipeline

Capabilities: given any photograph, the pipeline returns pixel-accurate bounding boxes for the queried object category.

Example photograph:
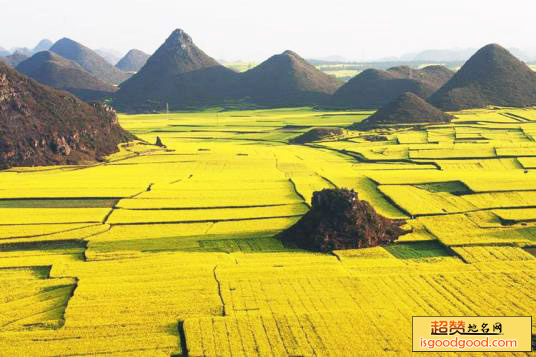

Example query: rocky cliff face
[0,62,134,169]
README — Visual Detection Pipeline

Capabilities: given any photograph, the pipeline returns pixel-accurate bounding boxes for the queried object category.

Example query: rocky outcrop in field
[280,188,409,252]
[290,127,344,144]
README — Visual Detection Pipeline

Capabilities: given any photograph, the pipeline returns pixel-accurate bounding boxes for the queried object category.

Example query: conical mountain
[352,92,454,128]
[331,65,453,109]
[114,29,239,112]
[16,51,116,101]
[0,62,133,169]
[115,49,150,72]
[135,29,222,76]
[50,38,130,85]
[33,39,53,54]
[239,50,342,106]
[429,44,536,110]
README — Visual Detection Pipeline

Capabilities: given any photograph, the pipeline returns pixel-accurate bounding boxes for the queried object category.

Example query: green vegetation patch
[0,199,118,208]
[385,241,453,259]
[525,247,536,257]
[198,237,289,253]
[0,265,52,279]
[0,239,86,253]
[414,181,471,194]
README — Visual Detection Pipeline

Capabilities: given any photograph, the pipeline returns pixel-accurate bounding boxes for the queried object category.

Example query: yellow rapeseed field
[0,107,535,356]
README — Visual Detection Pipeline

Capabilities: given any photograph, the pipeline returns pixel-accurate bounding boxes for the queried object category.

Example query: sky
[2,0,536,62]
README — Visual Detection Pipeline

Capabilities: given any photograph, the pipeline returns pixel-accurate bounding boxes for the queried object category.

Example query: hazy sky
[2,0,536,61]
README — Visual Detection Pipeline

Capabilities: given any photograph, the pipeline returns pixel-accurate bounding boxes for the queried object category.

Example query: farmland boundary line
[213,265,226,316]
[288,178,310,208]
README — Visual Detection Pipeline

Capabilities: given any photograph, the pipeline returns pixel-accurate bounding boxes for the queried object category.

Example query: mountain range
[115,29,343,112]
[4,32,536,113]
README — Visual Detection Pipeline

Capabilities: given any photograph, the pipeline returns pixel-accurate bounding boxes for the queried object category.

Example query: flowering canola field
[0,107,535,356]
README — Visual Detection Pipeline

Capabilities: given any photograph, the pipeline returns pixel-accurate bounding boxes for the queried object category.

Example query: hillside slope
[0,62,133,169]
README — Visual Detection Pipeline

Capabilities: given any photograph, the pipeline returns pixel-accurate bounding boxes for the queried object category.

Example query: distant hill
[95,48,122,65]
[239,50,342,107]
[308,55,352,65]
[0,52,29,67]
[429,44,536,110]
[411,48,477,62]
[114,29,240,112]
[50,38,130,85]
[115,49,150,72]
[9,47,32,57]
[0,40,52,60]
[387,65,454,88]
[352,92,454,129]
[331,65,453,108]
[0,62,133,169]
[319,55,350,63]
[17,51,117,101]
[392,47,530,63]
[33,39,53,54]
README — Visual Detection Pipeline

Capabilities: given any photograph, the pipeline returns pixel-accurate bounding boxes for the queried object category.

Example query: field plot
[464,191,536,210]
[107,203,308,224]
[494,208,536,223]
[0,208,109,225]
[452,246,535,263]
[518,157,536,169]
[1,107,536,356]
[378,184,475,216]
[0,266,76,331]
